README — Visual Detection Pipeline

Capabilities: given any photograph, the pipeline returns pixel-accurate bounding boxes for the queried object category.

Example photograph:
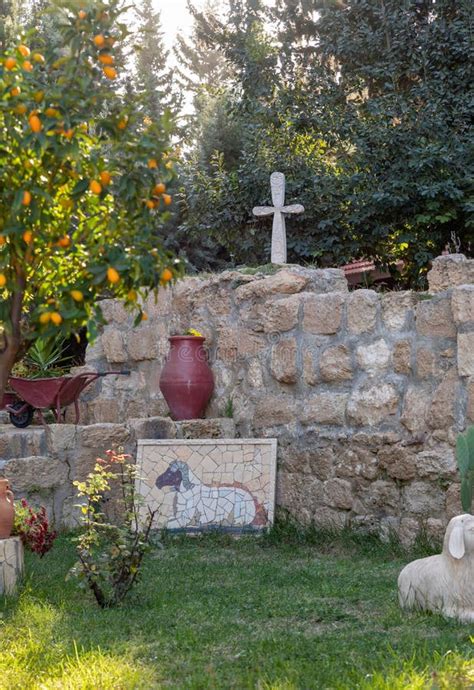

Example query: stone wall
[52,254,474,541]
[0,418,235,528]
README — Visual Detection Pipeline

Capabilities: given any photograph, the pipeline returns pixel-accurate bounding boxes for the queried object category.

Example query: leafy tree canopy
[0,0,179,397]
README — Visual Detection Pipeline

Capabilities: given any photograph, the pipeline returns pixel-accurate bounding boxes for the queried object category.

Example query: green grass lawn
[0,531,473,689]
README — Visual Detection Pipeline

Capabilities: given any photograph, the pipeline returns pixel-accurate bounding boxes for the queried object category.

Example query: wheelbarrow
[0,371,130,428]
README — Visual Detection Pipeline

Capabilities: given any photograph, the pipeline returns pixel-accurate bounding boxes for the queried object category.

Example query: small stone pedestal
[0,537,24,595]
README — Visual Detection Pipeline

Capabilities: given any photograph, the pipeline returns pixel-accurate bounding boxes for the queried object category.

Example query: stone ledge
[0,537,24,595]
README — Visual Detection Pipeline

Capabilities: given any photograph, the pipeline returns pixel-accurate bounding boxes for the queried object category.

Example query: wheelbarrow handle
[97,370,131,377]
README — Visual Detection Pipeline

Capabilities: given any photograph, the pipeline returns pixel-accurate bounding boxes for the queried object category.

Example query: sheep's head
[155,461,193,492]
[444,514,474,560]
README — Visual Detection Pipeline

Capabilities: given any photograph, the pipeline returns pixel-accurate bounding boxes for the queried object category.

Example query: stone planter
[159,336,214,421]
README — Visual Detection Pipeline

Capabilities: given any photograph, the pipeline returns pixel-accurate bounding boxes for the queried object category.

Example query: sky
[152,0,204,50]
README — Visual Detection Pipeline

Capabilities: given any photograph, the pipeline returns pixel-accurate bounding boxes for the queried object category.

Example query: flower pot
[159,336,214,421]
[0,479,14,539]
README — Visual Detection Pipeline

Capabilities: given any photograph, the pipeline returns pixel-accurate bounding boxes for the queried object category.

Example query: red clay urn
[159,336,214,420]
[0,479,15,539]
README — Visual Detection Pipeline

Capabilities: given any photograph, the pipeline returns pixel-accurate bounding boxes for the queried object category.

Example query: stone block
[415,448,457,479]
[302,349,318,385]
[458,333,474,377]
[102,328,128,363]
[0,537,23,595]
[323,478,353,510]
[175,418,236,439]
[393,340,412,375]
[127,326,160,361]
[253,396,298,428]
[415,347,436,379]
[335,446,380,480]
[302,292,345,335]
[259,294,301,333]
[398,517,420,548]
[400,385,430,433]
[378,446,417,481]
[270,338,298,383]
[402,482,445,516]
[301,393,348,425]
[276,472,324,519]
[235,269,309,301]
[78,423,131,449]
[427,254,474,293]
[4,455,68,492]
[467,379,474,423]
[347,383,399,426]
[128,416,177,440]
[355,479,401,513]
[416,296,456,339]
[88,399,120,424]
[320,344,352,382]
[445,483,462,519]
[347,289,378,334]
[381,291,417,331]
[429,370,458,429]
[451,285,474,325]
[356,339,391,376]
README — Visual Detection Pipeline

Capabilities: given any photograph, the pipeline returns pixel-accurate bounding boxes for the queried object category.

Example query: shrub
[69,448,158,608]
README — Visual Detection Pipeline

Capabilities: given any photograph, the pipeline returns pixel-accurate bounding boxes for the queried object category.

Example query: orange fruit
[98,53,114,65]
[99,170,111,185]
[63,128,74,139]
[22,230,33,243]
[117,118,127,130]
[154,182,166,195]
[32,53,45,63]
[10,86,20,97]
[23,60,33,72]
[50,311,62,326]
[127,289,137,302]
[29,114,42,133]
[18,44,30,57]
[0,236,6,246]
[103,66,117,80]
[57,235,70,248]
[141,312,148,321]
[148,158,158,169]
[89,180,102,195]
[78,10,87,19]
[45,107,59,118]
[33,90,44,103]
[70,289,84,301]
[39,312,51,324]
[0,274,6,288]
[93,34,105,47]
[161,268,173,282]
[15,104,27,115]
[107,267,120,284]
[22,191,32,206]
[145,199,156,210]
[5,57,16,70]
[162,194,172,206]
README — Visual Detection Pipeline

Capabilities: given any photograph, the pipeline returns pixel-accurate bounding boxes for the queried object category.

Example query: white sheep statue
[398,514,474,623]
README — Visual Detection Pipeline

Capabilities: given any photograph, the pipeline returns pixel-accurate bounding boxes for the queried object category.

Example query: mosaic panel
[136,439,277,532]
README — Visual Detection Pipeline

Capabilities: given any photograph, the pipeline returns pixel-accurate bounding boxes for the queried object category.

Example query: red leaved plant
[14,498,57,557]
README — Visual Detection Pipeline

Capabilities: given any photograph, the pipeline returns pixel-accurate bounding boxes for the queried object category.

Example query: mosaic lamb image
[136,441,277,532]
[156,461,267,529]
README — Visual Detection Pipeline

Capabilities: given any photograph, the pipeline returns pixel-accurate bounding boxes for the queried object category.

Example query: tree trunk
[0,266,25,402]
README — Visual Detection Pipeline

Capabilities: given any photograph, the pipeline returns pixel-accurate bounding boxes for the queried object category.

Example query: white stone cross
[252,172,304,264]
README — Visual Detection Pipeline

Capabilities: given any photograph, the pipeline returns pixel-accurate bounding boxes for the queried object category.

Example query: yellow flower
[187,328,203,337]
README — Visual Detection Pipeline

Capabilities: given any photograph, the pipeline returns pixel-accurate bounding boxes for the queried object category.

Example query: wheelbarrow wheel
[9,402,34,428]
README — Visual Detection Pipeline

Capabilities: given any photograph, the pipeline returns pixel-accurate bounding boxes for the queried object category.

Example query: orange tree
[0,0,180,399]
